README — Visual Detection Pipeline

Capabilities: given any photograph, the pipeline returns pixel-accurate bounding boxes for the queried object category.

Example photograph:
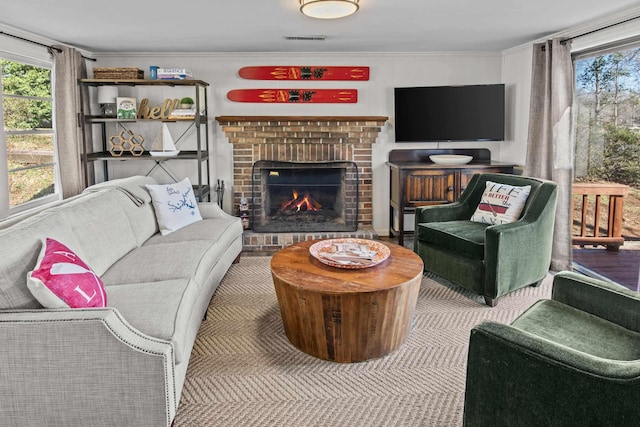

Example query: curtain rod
[562,14,640,44]
[0,31,96,61]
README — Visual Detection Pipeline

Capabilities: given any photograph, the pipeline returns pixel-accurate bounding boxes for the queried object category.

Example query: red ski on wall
[227,89,358,103]
[239,66,369,81]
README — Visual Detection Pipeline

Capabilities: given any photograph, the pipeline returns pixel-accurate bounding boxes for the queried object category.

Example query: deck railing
[572,183,629,251]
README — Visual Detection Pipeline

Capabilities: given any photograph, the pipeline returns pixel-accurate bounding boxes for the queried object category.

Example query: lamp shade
[97,86,118,104]
[300,0,359,19]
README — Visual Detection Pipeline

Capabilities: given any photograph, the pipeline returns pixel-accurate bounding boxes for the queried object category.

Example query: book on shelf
[157,68,193,80]
[167,108,197,120]
[169,108,197,115]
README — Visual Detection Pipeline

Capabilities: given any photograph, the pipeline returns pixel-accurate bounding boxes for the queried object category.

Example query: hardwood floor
[573,245,640,292]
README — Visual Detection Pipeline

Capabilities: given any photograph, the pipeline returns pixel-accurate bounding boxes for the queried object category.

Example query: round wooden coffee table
[270,239,423,363]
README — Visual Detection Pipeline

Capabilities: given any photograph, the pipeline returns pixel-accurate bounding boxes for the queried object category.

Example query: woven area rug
[174,256,552,426]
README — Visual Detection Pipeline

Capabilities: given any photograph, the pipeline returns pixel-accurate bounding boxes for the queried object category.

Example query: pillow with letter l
[470,181,531,225]
[27,238,107,308]
[146,177,203,235]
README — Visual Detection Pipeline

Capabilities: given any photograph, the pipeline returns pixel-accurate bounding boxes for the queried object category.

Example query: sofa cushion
[146,178,202,235]
[53,190,140,276]
[0,211,80,309]
[512,299,640,361]
[0,187,145,310]
[416,220,488,260]
[102,215,243,288]
[27,238,107,309]
[101,240,214,286]
[105,279,198,364]
[143,214,239,246]
[83,176,160,246]
[471,181,531,225]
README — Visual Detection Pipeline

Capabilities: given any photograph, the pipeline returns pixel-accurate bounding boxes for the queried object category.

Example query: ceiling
[1,0,639,54]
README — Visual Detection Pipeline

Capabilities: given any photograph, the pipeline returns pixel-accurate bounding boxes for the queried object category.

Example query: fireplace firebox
[251,161,358,232]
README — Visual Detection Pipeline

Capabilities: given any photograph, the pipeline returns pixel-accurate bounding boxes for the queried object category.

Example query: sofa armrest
[0,308,176,426]
[552,271,640,333]
[198,202,238,220]
[464,321,640,426]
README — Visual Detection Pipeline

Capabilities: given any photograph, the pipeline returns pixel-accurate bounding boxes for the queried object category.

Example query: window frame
[1,49,60,219]
[571,36,640,178]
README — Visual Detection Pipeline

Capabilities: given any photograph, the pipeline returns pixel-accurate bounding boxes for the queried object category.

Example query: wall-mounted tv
[394,84,505,142]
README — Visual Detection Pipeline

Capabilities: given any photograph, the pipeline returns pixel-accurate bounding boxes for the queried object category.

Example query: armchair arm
[0,308,176,426]
[483,183,557,299]
[552,271,640,333]
[414,201,470,224]
[471,320,640,379]
[484,218,552,298]
[414,172,501,230]
[464,321,640,426]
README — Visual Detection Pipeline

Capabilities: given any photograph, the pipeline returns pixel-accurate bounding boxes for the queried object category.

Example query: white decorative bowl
[429,154,473,165]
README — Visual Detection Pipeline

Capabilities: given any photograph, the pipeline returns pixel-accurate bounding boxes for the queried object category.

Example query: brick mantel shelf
[215,115,388,123]
[216,115,388,251]
[215,115,388,148]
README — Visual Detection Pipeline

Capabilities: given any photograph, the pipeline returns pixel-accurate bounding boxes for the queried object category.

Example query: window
[572,39,640,291]
[1,57,59,218]
[574,42,640,183]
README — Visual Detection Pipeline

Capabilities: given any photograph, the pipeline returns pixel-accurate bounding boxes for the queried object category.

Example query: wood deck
[573,246,640,292]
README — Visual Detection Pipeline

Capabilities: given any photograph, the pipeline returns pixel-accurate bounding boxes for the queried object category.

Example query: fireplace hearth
[251,161,358,233]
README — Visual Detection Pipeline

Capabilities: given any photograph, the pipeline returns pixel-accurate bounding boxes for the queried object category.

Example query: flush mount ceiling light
[299,0,359,19]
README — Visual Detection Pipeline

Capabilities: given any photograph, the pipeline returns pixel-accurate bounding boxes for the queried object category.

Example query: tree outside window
[574,45,640,238]
[1,58,58,211]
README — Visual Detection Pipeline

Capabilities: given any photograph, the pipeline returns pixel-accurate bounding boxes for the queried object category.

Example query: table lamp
[97,86,118,117]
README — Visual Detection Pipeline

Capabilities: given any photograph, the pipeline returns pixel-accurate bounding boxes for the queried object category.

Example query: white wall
[501,45,533,166]
[94,52,504,235]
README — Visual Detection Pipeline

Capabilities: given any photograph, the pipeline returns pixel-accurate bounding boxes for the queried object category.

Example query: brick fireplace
[216,115,387,252]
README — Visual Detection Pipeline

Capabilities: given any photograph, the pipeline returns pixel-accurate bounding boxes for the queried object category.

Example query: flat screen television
[394,84,505,142]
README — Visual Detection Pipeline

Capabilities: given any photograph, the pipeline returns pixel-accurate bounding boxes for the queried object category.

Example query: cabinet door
[405,170,456,205]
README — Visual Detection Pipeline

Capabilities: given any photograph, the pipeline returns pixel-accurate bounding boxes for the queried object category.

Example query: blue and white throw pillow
[146,177,203,235]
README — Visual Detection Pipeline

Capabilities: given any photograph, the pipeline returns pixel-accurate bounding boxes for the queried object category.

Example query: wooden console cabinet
[387,149,518,245]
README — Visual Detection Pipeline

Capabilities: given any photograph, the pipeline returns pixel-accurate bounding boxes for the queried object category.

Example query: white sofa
[0,176,243,426]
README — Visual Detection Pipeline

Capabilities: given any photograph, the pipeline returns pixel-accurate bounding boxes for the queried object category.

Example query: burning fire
[280,189,322,212]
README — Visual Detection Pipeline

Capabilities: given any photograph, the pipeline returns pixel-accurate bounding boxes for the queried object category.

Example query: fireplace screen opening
[251,161,358,233]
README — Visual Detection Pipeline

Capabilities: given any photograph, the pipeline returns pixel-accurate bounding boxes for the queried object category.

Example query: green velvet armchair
[413,173,557,306]
[464,271,640,426]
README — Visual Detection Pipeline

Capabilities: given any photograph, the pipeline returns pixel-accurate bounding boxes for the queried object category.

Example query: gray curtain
[51,45,91,198]
[524,38,574,271]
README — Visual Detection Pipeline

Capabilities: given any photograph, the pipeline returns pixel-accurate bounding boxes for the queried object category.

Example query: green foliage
[574,47,640,181]
[578,56,614,93]
[1,59,52,130]
[180,97,194,105]
[598,125,640,185]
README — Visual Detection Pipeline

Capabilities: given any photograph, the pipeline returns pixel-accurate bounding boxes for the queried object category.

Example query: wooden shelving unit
[78,79,211,201]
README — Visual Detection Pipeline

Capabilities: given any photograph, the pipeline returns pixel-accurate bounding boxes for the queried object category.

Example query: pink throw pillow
[27,238,107,308]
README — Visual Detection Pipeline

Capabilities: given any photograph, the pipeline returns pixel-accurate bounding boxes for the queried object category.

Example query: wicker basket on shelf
[93,67,144,79]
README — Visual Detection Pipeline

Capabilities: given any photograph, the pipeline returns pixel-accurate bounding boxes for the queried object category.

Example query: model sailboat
[150,123,180,157]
